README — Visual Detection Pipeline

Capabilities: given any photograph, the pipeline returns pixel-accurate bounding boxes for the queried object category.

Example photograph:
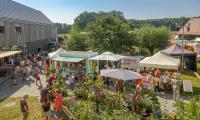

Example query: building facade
[177,17,200,40]
[0,0,57,53]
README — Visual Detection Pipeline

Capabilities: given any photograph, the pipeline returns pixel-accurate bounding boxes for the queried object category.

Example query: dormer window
[15,27,22,33]
[0,26,5,33]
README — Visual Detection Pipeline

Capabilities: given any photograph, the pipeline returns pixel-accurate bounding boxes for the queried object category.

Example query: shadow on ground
[0,76,36,102]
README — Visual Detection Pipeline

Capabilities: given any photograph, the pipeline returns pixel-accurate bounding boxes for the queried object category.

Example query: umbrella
[100,69,142,81]
[89,52,124,61]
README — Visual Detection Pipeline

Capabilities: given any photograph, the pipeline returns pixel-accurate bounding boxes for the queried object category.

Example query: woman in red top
[48,73,56,86]
[54,89,63,120]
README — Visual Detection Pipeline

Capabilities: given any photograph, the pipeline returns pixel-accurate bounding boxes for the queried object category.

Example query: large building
[177,17,200,40]
[0,0,57,52]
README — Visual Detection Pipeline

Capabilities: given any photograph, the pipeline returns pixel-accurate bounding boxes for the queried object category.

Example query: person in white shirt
[10,58,14,65]
[68,73,75,89]
[162,72,169,91]
[26,64,31,79]
[22,65,27,80]
[37,60,43,73]
[62,69,66,80]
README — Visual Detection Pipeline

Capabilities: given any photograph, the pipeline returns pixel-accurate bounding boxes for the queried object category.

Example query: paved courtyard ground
[0,75,47,99]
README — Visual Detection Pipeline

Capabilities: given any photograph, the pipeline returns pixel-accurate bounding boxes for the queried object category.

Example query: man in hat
[20,94,29,120]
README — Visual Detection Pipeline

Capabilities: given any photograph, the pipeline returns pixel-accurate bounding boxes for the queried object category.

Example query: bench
[183,80,193,94]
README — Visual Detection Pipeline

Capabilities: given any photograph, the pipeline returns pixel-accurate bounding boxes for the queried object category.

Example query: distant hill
[128,17,194,31]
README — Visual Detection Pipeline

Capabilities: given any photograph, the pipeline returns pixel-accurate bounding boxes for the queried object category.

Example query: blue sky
[14,0,200,24]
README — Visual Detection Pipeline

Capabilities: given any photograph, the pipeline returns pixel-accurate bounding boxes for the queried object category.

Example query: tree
[66,30,88,51]
[134,25,170,55]
[129,17,190,31]
[73,12,97,31]
[86,14,135,54]
[73,11,129,31]
[55,23,72,34]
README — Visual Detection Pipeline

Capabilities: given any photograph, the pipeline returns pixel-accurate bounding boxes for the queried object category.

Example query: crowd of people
[5,52,64,120]
[14,51,89,120]
[20,88,63,120]
[98,66,182,100]
[3,50,182,120]
[142,69,181,100]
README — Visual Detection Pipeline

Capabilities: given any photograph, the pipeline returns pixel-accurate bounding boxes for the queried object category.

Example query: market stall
[0,51,22,84]
[161,44,197,71]
[121,56,145,70]
[57,51,98,73]
[139,52,180,70]
[89,52,125,72]
[48,48,67,60]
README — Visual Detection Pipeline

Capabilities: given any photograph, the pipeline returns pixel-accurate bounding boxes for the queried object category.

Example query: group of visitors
[20,88,63,120]
[11,56,32,85]
[143,69,181,100]
[39,86,63,120]
[11,50,65,120]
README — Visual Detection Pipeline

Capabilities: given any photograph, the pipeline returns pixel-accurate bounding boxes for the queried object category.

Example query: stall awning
[161,44,196,56]
[48,48,67,60]
[53,57,84,62]
[139,52,180,70]
[89,52,124,61]
[0,51,22,58]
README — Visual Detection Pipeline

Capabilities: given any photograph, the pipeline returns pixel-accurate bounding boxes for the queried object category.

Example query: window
[0,26,5,33]
[15,27,22,33]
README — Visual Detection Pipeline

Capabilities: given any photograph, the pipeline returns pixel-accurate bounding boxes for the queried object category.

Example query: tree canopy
[73,11,128,31]
[65,30,88,51]
[64,11,172,56]
[129,17,190,31]
[134,25,170,55]
[56,23,72,34]
[86,14,135,54]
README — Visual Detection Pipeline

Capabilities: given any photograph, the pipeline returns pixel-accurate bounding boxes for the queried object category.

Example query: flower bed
[62,80,161,120]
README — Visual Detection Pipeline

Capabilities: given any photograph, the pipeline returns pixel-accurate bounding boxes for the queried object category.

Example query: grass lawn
[0,97,43,120]
[181,70,200,97]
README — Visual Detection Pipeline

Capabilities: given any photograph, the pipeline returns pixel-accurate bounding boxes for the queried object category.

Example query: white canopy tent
[100,69,143,81]
[48,48,67,60]
[89,52,124,61]
[139,52,180,70]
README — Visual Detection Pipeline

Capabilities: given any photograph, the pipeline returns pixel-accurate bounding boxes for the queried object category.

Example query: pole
[181,26,184,71]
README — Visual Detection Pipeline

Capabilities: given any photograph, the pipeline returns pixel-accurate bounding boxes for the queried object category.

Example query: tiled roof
[177,18,200,35]
[0,0,54,25]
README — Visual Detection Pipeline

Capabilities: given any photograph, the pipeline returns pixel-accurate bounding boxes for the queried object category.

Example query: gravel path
[156,92,190,114]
